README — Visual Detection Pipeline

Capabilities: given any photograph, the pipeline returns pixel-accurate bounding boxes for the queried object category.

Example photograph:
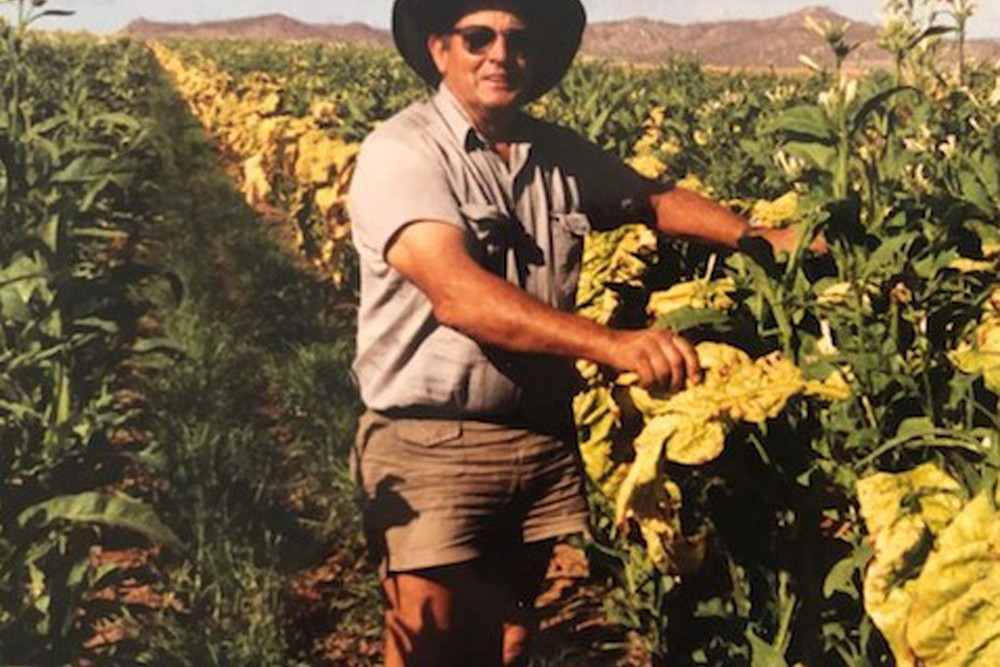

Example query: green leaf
[131,337,186,357]
[655,307,731,334]
[51,155,112,184]
[737,235,781,280]
[784,140,837,171]
[775,105,835,143]
[895,416,935,441]
[823,542,871,599]
[746,628,790,667]
[91,111,141,133]
[959,169,995,217]
[18,492,182,552]
[850,86,918,137]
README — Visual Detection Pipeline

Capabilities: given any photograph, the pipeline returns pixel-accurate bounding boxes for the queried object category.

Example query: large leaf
[784,140,837,171]
[775,105,836,143]
[18,492,182,551]
[849,86,918,137]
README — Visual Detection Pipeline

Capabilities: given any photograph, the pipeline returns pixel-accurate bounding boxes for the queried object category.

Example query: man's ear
[428,34,449,76]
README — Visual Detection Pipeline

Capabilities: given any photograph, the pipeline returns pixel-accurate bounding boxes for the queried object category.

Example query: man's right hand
[607,328,701,392]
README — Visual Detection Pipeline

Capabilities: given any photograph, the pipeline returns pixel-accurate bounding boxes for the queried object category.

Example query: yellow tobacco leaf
[295,132,358,185]
[905,492,1000,666]
[949,257,995,273]
[664,410,727,465]
[676,173,711,194]
[576,358,600,383]
[816,282,852,307]
[242,154,271,206]
[723,354,804,423]
[696,341,752,372]
[627,153,668,179]
[750,191,799,228]
[647,106,666,128]
[630,475,683,572]
[615,415,675,524]
[574,387,621,483]
[627,384,672,416]
[314,185,343,218]
[660,139,683,156]
[856,465,965,667]
[633,132,660,156]
[578,290,621,326]
[647,277,736,319]
[310,98,339,125]
[804,369,852,401]
[949,320,1000,394]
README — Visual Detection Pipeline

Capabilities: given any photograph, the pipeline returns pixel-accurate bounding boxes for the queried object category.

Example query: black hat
[392,0,587,102]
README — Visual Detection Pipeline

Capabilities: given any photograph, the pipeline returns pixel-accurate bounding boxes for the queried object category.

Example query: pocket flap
[460,202,508,222]
[460,203,510,244]
[395,419,463,447]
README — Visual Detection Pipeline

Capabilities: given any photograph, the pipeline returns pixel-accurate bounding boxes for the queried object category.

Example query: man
[348,1,800,665]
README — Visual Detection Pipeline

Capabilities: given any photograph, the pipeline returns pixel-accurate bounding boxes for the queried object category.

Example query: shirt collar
[432,84,535,154]
[433,84,486,152]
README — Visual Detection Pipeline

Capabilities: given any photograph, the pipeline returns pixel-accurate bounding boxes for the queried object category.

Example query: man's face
[428,8,535,117]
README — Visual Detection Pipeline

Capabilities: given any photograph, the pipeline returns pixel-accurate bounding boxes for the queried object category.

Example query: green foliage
[0,10,184,662]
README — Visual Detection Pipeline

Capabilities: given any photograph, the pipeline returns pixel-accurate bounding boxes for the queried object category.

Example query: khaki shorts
[351,409,590,577]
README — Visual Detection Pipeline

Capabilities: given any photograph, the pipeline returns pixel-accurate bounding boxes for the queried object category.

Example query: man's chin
[480,91,523,110]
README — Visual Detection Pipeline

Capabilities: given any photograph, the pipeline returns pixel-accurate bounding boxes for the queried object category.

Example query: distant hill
[122,7,1000,69]
[583,7,1000,69]
[124,14,391,46]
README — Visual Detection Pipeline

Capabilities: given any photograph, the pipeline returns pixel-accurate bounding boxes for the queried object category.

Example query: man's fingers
[660,339,686,392]
[611,328,702,391]
[675,336,702,385]
[643,330,695,391]
[636,348,658,389]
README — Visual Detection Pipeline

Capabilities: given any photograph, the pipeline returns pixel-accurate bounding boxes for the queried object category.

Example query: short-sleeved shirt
[348,84,656,420]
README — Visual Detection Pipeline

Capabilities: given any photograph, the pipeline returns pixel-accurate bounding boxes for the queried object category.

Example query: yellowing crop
[151,43,359,284]
[858,464,1000,667]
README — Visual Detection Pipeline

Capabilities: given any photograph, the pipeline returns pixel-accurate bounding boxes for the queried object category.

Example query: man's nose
[485,33,512,62]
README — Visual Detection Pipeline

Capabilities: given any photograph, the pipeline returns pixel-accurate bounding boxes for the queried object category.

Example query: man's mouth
[483,75,517,89]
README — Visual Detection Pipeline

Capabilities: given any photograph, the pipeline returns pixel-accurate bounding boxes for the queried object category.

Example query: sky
[7,0,1000,39]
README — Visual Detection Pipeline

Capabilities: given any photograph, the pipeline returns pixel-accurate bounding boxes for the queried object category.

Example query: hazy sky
[10,0,1000,38]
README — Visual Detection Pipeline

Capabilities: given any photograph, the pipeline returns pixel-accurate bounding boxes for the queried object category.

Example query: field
[3,0,1000,665]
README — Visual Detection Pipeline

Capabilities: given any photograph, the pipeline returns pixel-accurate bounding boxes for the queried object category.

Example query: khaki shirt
[349,85,654,419]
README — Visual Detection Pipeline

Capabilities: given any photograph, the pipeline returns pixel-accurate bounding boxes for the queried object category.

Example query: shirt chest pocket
[459,203,544,285]
[550,211,591,275]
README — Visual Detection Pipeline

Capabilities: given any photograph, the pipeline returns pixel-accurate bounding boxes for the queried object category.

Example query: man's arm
[386,221,701,391]
[649,187,803,253]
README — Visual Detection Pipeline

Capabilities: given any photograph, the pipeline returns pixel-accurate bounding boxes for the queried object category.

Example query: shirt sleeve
[550,126,669,231]
[347,126,464,262]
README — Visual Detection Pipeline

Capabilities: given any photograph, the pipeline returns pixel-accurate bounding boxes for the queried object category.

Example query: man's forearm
[650,187,750,248]
[433,266,620,365]
[650,186,807,254]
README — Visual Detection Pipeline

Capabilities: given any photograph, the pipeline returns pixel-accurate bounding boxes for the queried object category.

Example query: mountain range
[123,7,1000,70]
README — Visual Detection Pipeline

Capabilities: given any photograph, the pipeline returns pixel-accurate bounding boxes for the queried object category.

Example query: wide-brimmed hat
[392,0,587,102]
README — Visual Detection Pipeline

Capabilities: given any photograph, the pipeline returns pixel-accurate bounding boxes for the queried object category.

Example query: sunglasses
[446,25,535,56]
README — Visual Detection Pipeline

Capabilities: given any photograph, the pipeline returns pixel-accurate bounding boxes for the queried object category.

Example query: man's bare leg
[499,540,556,666]
[381,541,556,667]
